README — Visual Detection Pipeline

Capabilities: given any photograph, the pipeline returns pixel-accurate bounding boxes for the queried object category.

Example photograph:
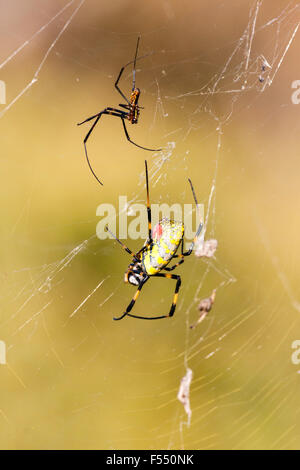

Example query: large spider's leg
[113,275,149,321]
[78,107,122,130]
[124,273,182,320]
[121,117,162,152]
[132,36,140,91]
[163,238,186,271]
[115,67,130,104]
[145,160,153,242]
[78,107,124,186]
[182,179,203,255]
[115,36,140,103]
[154,273,181,318]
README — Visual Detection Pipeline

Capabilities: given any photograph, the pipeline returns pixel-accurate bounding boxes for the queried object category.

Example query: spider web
[0,0,300,450]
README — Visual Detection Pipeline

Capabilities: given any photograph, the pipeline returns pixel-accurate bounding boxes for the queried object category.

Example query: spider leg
[115,67,130,104]
[164,256,185,271]
[155,273,181,318]
[77,112,103,126]
[78,107,124,185]
[115,37,140,103]
[163,228,203,272]
[77,107,122,135]
[83,114,103,185]
[121,117,162,152]
[114,37,150,102]
[135,243,150,258]
[79,107,123,140]
[127,161,152,251]
[120,273,182,320]
[174,225,203,258]
[132,36,140,91]
[163,223,203,271]
[162,178,204,269]
[113,276,149,321]
[182,228,202,256]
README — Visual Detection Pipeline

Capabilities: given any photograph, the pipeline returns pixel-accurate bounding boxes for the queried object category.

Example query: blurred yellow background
[0,0,300,449]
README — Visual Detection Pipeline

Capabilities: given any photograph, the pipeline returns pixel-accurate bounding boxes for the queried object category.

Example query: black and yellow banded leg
[114,276,149,321]
[78,107,125,186]
[78,107,123,132]
[125,273,181,320]
[145,160,152,242]
[115,67,130,104]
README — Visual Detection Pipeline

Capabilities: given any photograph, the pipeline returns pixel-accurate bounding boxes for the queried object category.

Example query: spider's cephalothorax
[77,38,161,186]
[105,161,203,321]
[124,219,183,283]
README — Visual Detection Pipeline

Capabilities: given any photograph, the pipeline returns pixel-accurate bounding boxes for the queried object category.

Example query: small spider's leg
[105,225,137,259]
[115,67,130,104]
[115,37,150,102]
[113,275,149,321]
[181,225,203,256]
[121,117,162,152]
[145,160,152,242]
[135,244,150,258]
[125,312,168,320]
[164,239,185,267]
[79,108,124,186]
[124,273,182,320]
[181,179,203,255]
[154,273,181,318]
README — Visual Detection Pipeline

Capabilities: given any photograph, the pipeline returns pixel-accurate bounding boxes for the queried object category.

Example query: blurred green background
[0,0,300,449]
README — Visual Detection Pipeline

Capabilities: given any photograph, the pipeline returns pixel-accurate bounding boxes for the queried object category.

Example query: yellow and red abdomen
[141,219,184,275]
